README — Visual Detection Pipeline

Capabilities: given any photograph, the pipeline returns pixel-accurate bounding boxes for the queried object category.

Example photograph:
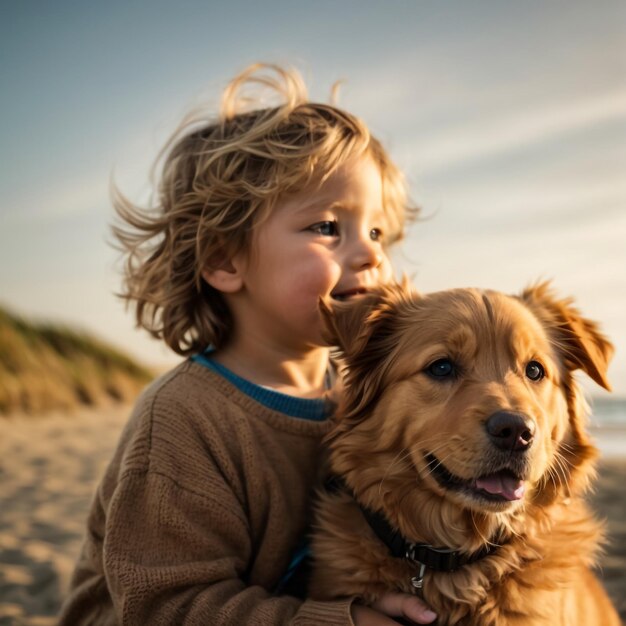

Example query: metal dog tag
[410,562,427,589]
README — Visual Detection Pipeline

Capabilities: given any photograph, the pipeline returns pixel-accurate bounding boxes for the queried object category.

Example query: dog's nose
[485,411,535,452]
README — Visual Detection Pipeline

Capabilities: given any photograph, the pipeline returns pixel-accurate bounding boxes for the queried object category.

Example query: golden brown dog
[310,281,620,626]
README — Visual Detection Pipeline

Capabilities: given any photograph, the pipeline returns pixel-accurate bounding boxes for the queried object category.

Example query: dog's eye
[525,361,545,381]
[427,358,455,379]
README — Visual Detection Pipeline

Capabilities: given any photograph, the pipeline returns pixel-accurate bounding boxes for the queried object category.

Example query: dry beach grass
[0,408,624,624]
[0,306,153,416]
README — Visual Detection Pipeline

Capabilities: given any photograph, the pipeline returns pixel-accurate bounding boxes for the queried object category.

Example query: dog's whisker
[374,437,444,493]
[468,509,491,546]
[552,449,569,477]
[548,459,563,484]
[558,440,576,454]
[374,439,448,495]
[552,452,567,476]
[417,436,457,458]
[553,451,573,486]
[546,466,559,488]
[377,447,415,496]
[423,450,460,480]
[407,433,455,451]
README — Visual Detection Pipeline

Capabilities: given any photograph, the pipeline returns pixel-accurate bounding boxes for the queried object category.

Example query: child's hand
[351,592,437,625]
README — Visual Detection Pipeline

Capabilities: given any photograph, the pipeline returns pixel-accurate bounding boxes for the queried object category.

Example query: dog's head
[321,281,612,521]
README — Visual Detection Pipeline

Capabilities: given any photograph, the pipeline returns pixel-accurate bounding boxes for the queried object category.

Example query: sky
[1,1,625,395]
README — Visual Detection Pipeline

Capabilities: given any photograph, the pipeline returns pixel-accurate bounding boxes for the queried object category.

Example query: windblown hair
[112,63,415,355]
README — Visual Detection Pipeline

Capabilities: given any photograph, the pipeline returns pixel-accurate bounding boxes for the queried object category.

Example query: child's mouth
[331,289,368,301]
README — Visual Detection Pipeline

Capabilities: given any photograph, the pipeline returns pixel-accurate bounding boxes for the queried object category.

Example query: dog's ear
[319,291,384,356]
[322,279,419,439]
[521,282,611,502]
[520,281,613,390]
[320,277,417,357]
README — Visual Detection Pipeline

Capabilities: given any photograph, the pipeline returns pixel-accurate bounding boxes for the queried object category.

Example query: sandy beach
[0,408,624,624]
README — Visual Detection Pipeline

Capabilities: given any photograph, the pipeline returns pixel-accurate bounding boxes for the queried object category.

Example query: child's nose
[349,236,383,270]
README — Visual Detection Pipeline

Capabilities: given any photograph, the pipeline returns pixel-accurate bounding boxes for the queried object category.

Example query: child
[59,63,437,625]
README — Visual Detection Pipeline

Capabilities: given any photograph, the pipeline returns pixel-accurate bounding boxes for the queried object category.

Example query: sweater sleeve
[103,467,354,625]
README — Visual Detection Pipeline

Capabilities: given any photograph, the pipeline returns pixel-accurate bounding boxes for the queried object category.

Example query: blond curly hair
[112,63,415,355]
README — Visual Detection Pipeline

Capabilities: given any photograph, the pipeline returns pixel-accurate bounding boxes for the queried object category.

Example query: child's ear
[201,257,244,294]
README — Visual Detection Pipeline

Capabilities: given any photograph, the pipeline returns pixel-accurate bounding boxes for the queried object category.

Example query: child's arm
[104,464,435,626]
[100,454,437,625]
[63,367,438,625]
[99,437,354,624]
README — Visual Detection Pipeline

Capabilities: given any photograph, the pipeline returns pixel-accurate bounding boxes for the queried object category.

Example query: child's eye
[310,221,339,237]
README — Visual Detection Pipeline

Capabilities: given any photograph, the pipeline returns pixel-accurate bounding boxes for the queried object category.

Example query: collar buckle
[406,542,462,572]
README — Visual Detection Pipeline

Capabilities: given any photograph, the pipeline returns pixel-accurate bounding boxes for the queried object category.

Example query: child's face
[230,155,394,351]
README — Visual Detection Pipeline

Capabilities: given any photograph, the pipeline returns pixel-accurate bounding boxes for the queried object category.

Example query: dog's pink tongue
[476,473,525,501]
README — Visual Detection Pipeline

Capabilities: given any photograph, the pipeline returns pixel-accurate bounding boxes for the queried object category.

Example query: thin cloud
[410,88,626,175]
[1,174,110,224]
[429,177,626,227]
[1,126,161,225]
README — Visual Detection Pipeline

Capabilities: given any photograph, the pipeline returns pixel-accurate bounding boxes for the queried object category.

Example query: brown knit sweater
[58,360,354,625]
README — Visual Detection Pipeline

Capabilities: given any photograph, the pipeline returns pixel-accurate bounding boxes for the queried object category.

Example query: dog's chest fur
[310,493,603,625]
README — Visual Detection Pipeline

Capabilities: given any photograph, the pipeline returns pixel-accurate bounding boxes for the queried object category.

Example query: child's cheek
[298,260,341,301]
[377,254,394,285]
[290,247,340,293]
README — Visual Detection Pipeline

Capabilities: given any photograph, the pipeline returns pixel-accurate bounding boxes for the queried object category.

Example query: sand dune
[0,306,153,417]
[0,407,624,624]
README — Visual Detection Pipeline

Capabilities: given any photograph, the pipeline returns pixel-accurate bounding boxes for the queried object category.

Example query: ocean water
[588,397,626,459]
[589,397,626,427]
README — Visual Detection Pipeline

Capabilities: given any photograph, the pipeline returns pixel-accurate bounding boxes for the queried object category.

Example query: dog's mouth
[424,452,526,503]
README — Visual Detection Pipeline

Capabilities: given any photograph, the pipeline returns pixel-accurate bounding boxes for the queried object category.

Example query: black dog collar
[326,475,498,588]
[360,504,496,588]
